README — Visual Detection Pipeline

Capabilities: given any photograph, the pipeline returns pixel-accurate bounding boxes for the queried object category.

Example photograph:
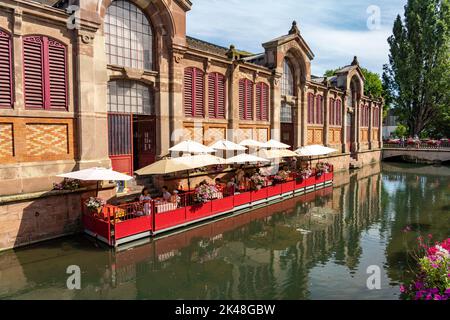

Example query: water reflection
[0,163,448,300]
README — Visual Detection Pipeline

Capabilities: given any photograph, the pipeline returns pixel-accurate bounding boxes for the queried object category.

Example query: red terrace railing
[82,167,334,246]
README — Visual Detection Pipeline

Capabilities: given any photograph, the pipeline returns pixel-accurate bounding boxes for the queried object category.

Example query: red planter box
[281,181,295,193]
[186,202,213,221]
[324,172,333,182]
[83,214,111,244]
[211,197,234,215]
[233,192,252,207]
[115,216,152,239]
[154,208,186,231]
[267,184,282,197]
[251,188,268,202]
[295,178,306,190]
[305,177,316,188]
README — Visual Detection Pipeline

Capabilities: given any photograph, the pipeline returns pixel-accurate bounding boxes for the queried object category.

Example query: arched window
[184,67,204,118]
[329,98,343,126]
[256,82,269,121]
[281,59,295,96]
[104,0,153,70]
[239,78,253,120]
[23,36,68,110]
[0,29,13,108]
[208,72,226,119]
[107,80,152,114]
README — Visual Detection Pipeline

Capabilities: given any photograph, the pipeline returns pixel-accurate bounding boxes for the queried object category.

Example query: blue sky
[186,0,407,76]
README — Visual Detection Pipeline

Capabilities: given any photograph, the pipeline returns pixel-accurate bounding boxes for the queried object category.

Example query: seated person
[215,178,225,192]
[139,188,152,216]
[170,190,181,207]
[162,186,171,202]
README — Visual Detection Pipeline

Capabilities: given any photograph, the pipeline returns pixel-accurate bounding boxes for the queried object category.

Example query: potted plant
[85,197,106,214]
[251,173,265,190]
[194,184,219,204]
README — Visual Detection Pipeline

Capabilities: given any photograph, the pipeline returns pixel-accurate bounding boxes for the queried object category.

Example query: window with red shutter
[208,72,226,119]
[0,29,13,109]
[336,99,342,126]
[256,82,269,121]
[307,93,314,124]
[184,67,204,118]
[239,78,253,120]
[23,36,68,110]
[315,95,323,124]
[329,98,335,125]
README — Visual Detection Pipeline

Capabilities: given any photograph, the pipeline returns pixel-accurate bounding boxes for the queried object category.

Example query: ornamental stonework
[0,123,14,158]
[26,124,69,156]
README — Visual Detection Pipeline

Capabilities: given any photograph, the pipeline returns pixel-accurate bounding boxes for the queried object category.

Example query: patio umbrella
[169,140,215,154]
[174,154,226,190]
[294,145,337,167]
[262,139,291,149]
[225,153,270,164]
[210,140,247,151]
[57,167,133,196]
[134,158,193,176]
[239,139,266,148]
[255,149,299,159]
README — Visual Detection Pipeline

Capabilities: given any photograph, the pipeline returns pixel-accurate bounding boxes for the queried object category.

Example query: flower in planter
[85,197,106,212]
[194,184,219,204]
[400,236,450,300]
[250,173,265,190]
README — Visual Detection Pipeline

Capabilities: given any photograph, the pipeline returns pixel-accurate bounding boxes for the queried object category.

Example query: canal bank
[1,162,447,299]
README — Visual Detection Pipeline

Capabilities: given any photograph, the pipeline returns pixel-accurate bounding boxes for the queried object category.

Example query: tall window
[307,93,315,124]
[373,106,380,127]
[208,72,226,119]
[329,98,342,126]
[281,59,294,96]
[256,82,269,121]
[280,102,292,123]
[360,104,369,127]
[104,0,153,70]
[107,80,152,114]
[23,36,67,110]
[239,78,253,120]
[184,67,204,118]
[0,29,12,108]
[315,95,324,125]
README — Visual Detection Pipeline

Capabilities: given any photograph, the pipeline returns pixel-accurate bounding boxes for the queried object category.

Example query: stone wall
[0,187,115,252]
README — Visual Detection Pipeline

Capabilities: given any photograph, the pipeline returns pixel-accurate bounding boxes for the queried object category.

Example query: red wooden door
[281,123,294,150]
[108,113,133,175]
[134,115,156,170]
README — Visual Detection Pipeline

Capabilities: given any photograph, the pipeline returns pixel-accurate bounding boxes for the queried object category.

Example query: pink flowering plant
[53,178,80,191]
[400,236,450,300]
[194,184,219,204]
[250,173,265,189]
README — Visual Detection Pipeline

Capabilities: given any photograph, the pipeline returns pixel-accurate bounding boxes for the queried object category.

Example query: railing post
[151,200,156,233]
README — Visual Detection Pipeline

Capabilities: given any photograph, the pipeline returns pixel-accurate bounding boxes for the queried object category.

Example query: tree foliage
[382,0,450,137]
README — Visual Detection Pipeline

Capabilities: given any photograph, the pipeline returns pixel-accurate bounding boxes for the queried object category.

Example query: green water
[0,163,449,300]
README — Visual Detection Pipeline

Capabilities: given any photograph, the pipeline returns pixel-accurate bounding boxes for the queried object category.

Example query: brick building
[0,0,383,249]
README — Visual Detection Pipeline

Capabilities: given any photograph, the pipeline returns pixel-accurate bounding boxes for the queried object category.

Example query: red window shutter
[336,100,341,125]
[0,30,13,108]
[208,73,225,119]
[194,68,204,117]
[256,83,262,120]
[239,79,245,120]
[246,79,253,120]
[217,74,225,119]
[261,83,269,121]
[184,67,193,117]
[307,93,313,124]
[316,95,323,124]
[23,36,45,109]
[48,39,67,110]
[329,98,334,125]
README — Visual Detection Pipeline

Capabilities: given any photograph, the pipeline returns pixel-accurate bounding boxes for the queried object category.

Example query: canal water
[0,163,449,300]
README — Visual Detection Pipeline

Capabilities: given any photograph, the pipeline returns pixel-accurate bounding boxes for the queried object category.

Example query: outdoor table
[155,201,177,213]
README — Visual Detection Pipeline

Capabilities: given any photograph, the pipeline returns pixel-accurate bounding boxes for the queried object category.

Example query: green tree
[383,0,450,137]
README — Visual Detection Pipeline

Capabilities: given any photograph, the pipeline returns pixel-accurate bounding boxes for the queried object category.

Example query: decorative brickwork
[26,124,69,156]
[329,128,341,145]
[0,123,13,158]
[360,129,369,142]
[204,127,225,145]
[372,129,379,141]
[308,127,324,145]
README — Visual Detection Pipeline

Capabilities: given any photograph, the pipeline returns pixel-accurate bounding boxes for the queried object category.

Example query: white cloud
[186,0,406,76]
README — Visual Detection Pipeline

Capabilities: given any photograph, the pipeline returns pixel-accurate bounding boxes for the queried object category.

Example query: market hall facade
[0,0,383,250]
